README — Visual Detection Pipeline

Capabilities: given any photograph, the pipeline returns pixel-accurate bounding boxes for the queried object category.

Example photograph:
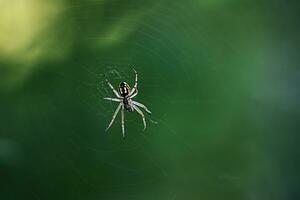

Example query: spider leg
[132,101,151,114]
[130,89,138,98]
[132,104,146,130]
[129,69,138,96]
[103,97,121,102]
[121,105,125,137]
[106,79,121,98]
[105,103,122,132]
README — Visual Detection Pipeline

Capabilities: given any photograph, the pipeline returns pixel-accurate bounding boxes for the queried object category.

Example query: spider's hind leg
[129,69,138,96]
[106,79,121,98]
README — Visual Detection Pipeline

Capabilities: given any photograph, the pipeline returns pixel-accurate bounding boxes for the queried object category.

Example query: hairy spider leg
[132,104,146,130]
[132,101,151,114]
[106,79,121,98]
[103,97,121,102]
[130,89,138,98]
[121,105,125,137]
[106,103,122,131]
[129,69,138,96]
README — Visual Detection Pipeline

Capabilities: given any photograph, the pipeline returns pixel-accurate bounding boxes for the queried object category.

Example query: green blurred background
[0,0,299,199]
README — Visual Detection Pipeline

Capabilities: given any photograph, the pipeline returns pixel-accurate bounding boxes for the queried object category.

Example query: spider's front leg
[132,104,146,130]
[132,101,151,114]
[121,105,125,137]
[106,103,122,131]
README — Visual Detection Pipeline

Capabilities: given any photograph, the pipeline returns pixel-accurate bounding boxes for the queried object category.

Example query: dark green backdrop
[0,0,299,199]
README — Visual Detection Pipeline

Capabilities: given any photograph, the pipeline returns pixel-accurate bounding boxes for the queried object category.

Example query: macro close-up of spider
[104,70,151,137]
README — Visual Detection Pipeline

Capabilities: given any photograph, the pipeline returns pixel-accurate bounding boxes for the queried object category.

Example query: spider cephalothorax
[104,70,151,137]
[122,97,133,112]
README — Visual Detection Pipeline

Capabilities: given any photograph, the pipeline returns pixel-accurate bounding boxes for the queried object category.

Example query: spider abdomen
[119,82,131,97]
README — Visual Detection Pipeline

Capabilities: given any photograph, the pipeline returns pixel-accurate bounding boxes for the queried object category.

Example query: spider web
[65,40,226,199]
[57,0,294,198]
[45,1,240,197]
[2,0,297,199]
[64,66,182,199]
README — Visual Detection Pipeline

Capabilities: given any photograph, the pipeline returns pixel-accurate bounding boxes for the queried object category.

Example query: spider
[104,69,151,137]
